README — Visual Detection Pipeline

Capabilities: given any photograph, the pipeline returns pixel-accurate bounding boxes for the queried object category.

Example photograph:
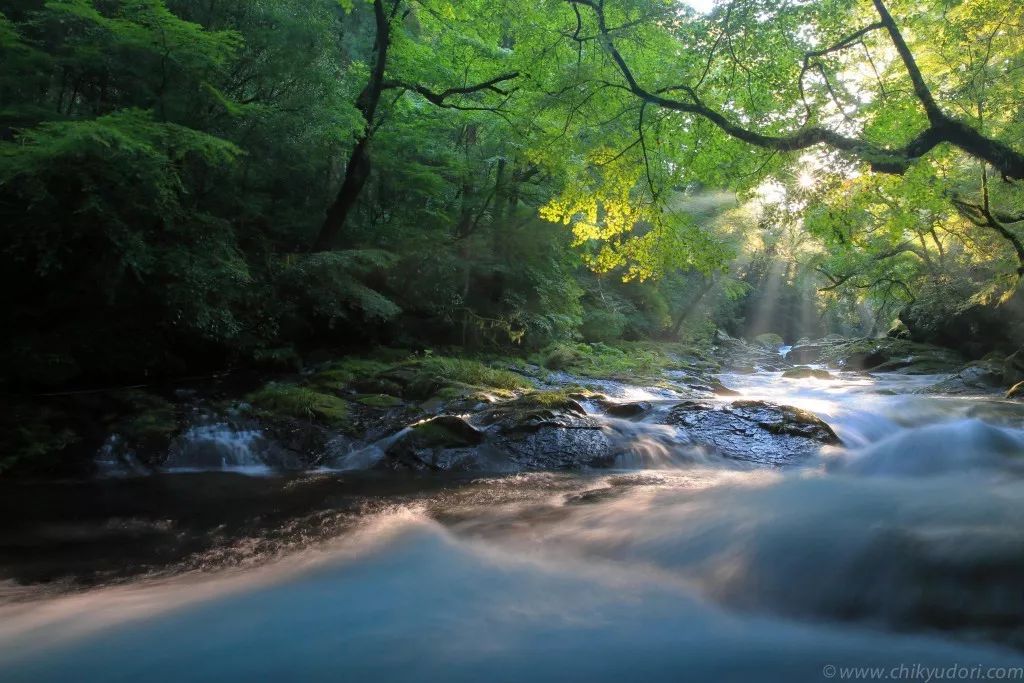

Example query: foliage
[2,0,1022,390]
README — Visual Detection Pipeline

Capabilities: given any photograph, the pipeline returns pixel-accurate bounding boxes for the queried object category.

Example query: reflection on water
[3,370,1024,681]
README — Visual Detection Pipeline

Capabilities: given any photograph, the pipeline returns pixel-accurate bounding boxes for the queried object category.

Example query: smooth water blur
[3,370,1024,681]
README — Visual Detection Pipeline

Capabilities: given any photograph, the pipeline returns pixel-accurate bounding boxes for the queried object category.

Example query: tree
[312,0,519,251]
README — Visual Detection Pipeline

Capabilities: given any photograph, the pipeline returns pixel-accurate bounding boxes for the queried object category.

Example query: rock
[487,416,616,470]
[357,394,404,408]
[1007,382,1024,400]
[1004,348,1024,386]
[810,338,962,373]
[602,401,653,418]
[714,328,739,345]
[898,288,1024,359]
[405,415,484,448]
[887,319,911,340]
[786,343,830,364]
[476,392,587,432]
[382,416,487,471]
[728,364,757,374]
[782,367,832,380]
[709,379,741,396]
[753,333,785,349]
[923,360,1005,395]
[666,399,839,466]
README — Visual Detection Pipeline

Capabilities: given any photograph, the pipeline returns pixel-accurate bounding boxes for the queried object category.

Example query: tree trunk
[312,0,391,252]
[670,275,715,338]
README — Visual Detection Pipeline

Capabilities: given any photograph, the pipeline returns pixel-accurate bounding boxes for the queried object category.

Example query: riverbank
[5,334,1017,479]
[3,347,1024,680]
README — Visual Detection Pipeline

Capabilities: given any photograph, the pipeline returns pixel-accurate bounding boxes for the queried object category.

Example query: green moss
[246,383,351,428]
[0,407,80,475]
[309,358,391,391]
[356,394,404,408]
[412,356,530,392]
[535,341,707,381]
[114,391,178,440]
[782,367,832,380]
[753,333,785,348]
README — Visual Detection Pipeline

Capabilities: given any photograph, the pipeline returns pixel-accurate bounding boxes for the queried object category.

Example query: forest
[2,0,1021,389]
[2,0,1024,680]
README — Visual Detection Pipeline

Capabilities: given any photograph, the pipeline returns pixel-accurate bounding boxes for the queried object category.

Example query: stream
[2,366,1024,681]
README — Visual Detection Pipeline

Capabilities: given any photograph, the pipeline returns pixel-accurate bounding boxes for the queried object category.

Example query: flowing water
[2,369,1024,682]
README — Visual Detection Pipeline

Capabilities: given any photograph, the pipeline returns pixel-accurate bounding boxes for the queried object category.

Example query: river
[2,367,1023,681]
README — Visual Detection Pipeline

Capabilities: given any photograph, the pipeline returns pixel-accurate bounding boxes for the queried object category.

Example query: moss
[535,341,708,381]
[309,358,391,392]
[542,344,584,370]
[357,394,404,408]
[412,356,530,391]
[753,333,785,348]
[0,407,80,475]
[246,383,351,428]
[493,389,589,416]
[782,367,832,380]
[406,416,483,448]
[113,391,179,441]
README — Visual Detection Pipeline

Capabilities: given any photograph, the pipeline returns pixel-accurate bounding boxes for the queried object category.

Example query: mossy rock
[0,405,80,475]
[246,383,352,429]
[351,378,404,398]
[753,333,785,349]
[356,394,404,409]
[309,358,392,392]
[403,416,484,449]
[514,390,588,413]
[603,401,652,418]
[414,357,530,391]
[542,345,583,370]
[112,390,179,442]
[782,367,833,380]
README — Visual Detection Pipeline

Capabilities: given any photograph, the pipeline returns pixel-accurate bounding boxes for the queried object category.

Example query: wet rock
[411,415,484,447]
[709,379,741,396]
[487,414,615,470]
[1007,382,1024,400]
[782,367,833,380]
[921,361,1004,395]
[666,399,839,466]
[602,401,653,418]
[382,416,488,471]
[792,338,963,373]
[786,344,828,364]
[476,392,587,432]
[714,328,739,345]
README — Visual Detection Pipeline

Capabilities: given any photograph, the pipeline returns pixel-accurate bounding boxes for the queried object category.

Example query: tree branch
[382,72,520,106]
[566,0,1024,180]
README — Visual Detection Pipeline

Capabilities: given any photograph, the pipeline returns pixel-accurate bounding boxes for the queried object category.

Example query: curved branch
[382,72,520,106]
[567,0,1024,180]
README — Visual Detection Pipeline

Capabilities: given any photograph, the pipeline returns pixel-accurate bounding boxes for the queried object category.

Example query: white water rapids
[2,369,1024,681]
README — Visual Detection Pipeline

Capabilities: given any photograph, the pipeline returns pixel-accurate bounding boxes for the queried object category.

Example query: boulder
[753,333,785,349]
[786,343,830,364]
[603,401,653,418]
[666,399,839,466]
[1004,348,1024,387]
[887,319,911,340]
[922,360,1005,395]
